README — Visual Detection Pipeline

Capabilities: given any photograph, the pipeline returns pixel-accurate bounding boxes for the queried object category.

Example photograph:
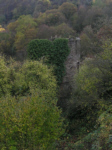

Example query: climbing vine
[27,38,70,84]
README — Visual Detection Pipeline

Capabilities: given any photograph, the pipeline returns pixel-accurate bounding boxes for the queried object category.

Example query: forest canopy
[0,0,112,149]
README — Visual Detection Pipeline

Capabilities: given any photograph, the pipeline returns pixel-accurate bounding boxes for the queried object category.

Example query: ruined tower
[58,37,81,110]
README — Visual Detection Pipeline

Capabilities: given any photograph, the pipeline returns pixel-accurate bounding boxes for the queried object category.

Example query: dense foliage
[0,0,112,57]
[0,57,64,150]
[27,39,53,60]
[27,38,70,84]
[0,0,112,149]
[63,41,112,148]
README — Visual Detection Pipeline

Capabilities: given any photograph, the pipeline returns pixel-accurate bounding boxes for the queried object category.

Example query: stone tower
[58,37,81,110]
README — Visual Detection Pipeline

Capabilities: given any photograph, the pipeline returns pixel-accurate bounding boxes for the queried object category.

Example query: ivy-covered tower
[58,37,81,111]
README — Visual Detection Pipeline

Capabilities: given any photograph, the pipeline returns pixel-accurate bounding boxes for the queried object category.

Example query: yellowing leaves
[7,15,38,51]
[0,25,5,32]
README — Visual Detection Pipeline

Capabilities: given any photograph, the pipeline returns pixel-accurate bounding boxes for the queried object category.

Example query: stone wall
[63,37,80,83]
[58,37,80,110]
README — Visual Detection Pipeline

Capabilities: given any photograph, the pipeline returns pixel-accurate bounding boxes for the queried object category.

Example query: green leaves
[7,15,38,51]
[0,95,64,149]
[27,39,53,60]
[0,57,64,150]
[59,2,77,20]
[53,39,70,84]
[27,38,70,84]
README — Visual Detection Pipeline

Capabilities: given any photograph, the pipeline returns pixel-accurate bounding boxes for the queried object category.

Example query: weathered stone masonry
[59,37,80,110]
[64,37,80,83]
[50,36,80,85]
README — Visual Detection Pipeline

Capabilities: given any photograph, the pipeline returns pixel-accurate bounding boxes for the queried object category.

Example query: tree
[0,56,12,97]
[93,0,106,7]
[66,41,112,135]
[37,24,55,39]
[83,6,104,31]
[97,25,112,41]
[7,15,38,51]
[36,9,66,26]
[73,41,112,103]
[33,0,51,17]
[80,25,101,58]
[59,2,77,20]
[43,9,66,26]
[70,5,87,32]
[55,23,75,37]
[0,58,64,150]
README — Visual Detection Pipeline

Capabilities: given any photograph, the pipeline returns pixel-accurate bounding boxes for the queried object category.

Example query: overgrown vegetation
[0,0,112,149]
[64,41,112,149]
[27,38,70,84]
[0,57,64,150]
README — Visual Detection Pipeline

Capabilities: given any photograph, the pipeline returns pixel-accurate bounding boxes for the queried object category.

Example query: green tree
[80,25,101,58]
[71,6,87,32]
[36,24,55,39]
[83,6,104,31]
[55,23,75,37]
[97,25,112,41]
[0,56,12,97]
[67,41,112,135]
[59,2,77,20]
[7,15,38,51]
[33,0,51,17]
[73,41,112,104]
[0,57,64,150]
